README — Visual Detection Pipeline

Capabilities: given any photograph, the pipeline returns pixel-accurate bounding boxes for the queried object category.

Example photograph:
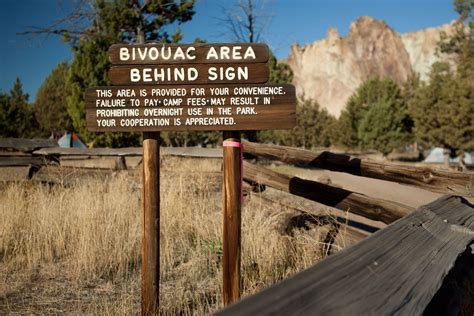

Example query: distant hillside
[286,16,457,117]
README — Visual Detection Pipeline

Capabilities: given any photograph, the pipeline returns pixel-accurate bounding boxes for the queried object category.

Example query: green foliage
[358,99,413,156]
[335,77,413,154]
[161,131,221,147]
[268,52,293,84]
[454,0,473,20]
[336,78,403,149]
[409,60,473,153]
[67,0,195,147]
[0,78,38,138]
[260,99,336,148]
[35,61,72,136]
[409,0,474,154]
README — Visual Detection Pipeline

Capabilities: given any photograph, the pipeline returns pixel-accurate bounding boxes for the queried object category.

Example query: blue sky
[0,0,458,102]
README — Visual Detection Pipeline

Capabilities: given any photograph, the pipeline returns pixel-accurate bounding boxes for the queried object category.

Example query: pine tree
[410,0,473,162]
[35,61,72,136]
[334,77,414,153]
[270,99,336,148]
[0,78,38,138]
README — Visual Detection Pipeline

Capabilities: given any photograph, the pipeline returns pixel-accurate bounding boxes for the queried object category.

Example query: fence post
[141,132,160,315]
[222,131,242,306]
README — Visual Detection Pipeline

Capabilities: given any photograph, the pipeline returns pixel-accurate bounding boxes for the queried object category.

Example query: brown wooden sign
[85,84,295,132]
[109,63,269,85]
[108,43,269,65]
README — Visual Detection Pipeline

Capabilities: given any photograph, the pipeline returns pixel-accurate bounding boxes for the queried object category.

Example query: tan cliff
[286,16,456,117]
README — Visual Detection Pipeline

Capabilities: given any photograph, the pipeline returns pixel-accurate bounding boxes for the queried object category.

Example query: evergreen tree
[268,52,293,84]
[358,99,413,155]
[409,60,473,156]
[35,61,72,136]
[270,99,336,148]
[0,78,38,138]
[67,0,195,147]
[410,0,473,160]
[336,77,408,149]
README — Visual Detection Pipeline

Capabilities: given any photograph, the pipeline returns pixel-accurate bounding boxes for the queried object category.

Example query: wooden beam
[222,131,242,305]
[243,161,412,224]
[0,156,44,167]
[141,133,160,315]
[33,146,222,158]
[0,138,57,151]
[216,195,474,315]
[255,194,370,246]
[242,141,473,196]
[33,147,143,156]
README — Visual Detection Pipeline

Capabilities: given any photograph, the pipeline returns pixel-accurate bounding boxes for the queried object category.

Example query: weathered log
[59,157,125,170]
[0,138,57,151]
[255,194,370,247]
[242,141,474,196]
[31,166,116,186]
[33,146,222,158]
[243,161,412,224]
[33,147,142,156]
[216,195,474,316]
[0,166,34,181]
[0,156,45,167]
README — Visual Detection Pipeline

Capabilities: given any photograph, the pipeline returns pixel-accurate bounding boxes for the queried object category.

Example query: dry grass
[1,157,338,315]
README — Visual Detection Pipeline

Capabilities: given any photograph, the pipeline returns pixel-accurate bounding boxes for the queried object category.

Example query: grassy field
[1,157,342,315]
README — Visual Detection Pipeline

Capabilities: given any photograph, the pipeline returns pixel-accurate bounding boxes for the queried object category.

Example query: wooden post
[141,132,160,315]
[135,23,160,316]
[222,131,242,306]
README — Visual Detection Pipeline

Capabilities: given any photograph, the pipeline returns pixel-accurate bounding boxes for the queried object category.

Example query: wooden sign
[108,63,269,85]
[86,41,295,312]
[108,43,270,64]
[85,84,295,132]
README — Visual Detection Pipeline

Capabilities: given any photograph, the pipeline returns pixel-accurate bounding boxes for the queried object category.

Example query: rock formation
[286,16,456,117]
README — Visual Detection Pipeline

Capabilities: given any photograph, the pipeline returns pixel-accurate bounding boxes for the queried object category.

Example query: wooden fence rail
[216,195,474,315]
[242,141,474,196]
[243,161,412,224]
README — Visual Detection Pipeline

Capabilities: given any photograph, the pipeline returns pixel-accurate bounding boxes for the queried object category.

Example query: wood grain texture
[108,63,269,85]
[0,156,44,167]
[32,146,222,158]
[59,157,124,170]
[256,195,370,248]
[33,147,143,156]
[0,166,33,181]
[243,161,412,224]
[0,138,57,151]
[216,195,474,316]
[222,132,242,306]
[242,141,474,196]
[108,43,269,64]
[85,84,294,102]
[85,84,295,132]
[141,133,160,315]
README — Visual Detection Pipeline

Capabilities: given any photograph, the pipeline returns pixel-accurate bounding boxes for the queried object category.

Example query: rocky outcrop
[401,22,457,81]
[286,16,456,117]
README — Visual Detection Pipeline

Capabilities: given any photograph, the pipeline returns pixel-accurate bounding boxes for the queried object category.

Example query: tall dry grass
[1,157,333,315]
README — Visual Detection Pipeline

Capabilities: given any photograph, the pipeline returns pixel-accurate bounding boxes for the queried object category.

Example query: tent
[423,147,473,165]
[57,132,87,148]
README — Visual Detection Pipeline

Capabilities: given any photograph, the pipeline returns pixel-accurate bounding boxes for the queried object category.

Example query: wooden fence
[1,138,473,314]
[216,195,474,315]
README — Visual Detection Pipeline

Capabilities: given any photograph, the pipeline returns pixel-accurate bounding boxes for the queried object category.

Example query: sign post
[86,43,296,312]
[141,131,160,314]
[222,131,242,305]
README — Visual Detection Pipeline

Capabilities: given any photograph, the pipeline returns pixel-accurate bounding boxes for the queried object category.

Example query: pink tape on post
[223,140,244,204]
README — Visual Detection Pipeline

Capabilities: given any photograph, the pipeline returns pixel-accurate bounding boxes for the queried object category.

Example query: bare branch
[17,0,95,43]
[214,0,274,43]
